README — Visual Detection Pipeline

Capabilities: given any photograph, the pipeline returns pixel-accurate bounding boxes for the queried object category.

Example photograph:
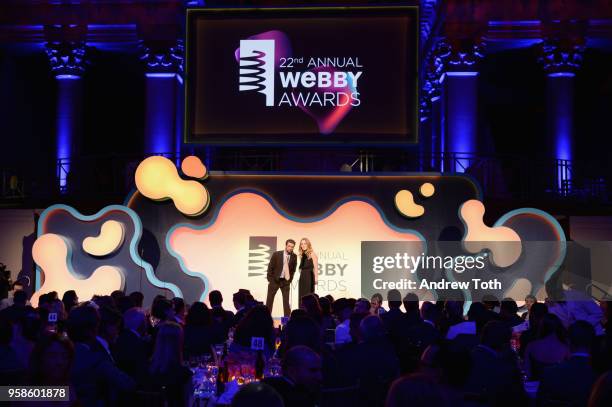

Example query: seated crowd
[0,287,611,407]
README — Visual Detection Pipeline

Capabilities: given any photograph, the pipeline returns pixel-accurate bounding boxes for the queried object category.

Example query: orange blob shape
[181,156,207,179]
[135,156,209,217]
[459,200,522,267]
[31,234,124,307]
[395,190,424,218]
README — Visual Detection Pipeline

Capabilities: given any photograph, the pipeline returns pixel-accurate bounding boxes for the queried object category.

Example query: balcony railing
[3,151,611,205]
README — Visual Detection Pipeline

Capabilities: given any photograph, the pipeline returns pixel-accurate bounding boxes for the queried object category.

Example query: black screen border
[184,6,420,147]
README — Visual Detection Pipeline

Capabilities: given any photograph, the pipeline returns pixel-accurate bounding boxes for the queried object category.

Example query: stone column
[539,39,584,193]
[436,39,484,173]
[46,41,86,192]
[141,42,183,156]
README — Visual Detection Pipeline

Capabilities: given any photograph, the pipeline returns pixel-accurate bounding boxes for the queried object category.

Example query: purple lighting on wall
[56,75,83,192]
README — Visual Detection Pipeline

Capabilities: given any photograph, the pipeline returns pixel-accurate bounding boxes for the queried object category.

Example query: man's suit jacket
[537,355,596,406]
[267,250,297,282]
[113,329,152,386]
[71,342,136,406]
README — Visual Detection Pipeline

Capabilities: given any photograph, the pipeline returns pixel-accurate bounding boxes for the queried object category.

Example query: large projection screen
[185,6,419,145]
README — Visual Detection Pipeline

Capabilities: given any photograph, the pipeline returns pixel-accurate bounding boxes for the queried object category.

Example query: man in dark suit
[537,320,597,406]
[265,239,297,317]
[114,307,151,387]
[381,290,405,341]
[465,321,526,405]
[263,345,322,407]
[67,305,136,406]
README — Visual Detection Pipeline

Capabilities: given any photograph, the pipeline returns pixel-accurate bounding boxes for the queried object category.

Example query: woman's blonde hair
[298,237,314,259]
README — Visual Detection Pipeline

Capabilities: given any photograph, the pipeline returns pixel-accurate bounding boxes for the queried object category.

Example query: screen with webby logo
[185,7,419,145]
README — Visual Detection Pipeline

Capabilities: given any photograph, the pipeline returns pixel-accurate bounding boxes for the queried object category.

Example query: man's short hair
[67,305,99,343]
[285,239,296,246]
[209,290,223,307]
[123,307,146,331]
[282,345,319,373]
[387,289,402,308]
[13,290,27,305]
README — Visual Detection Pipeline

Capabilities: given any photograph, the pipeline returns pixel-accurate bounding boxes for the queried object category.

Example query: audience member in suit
[209,290,234,333]
[128,291,144,309]
[115,296,135,315]
[519,302,548,357]
[263,345,322,407]
[92,306,122,364]
[499,298,524,328]
[232,290,250,327]
[183,302,224,359]
[28,333,78,401]
[336,315,400,406]
[67,305,135,406]
[405,302,441,350]
[172,297,186,325]
[381,290,405,343]
[465,320,526,405]
[114,307,151,387]
[146,322,193,407]
[402,293,422,326]
[523,313,569,380]
[466,302,497,334]
[537,320,597,407]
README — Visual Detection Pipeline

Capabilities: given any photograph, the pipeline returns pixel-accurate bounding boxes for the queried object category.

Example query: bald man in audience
[263,345,322,407]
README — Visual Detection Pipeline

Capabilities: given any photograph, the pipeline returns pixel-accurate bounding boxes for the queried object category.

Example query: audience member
[465,320,526,405]
[537,320,597,406]
[67,305,135,405]
[519,302,548,357]
[402,293,421,325]
[500,298,523,327]
[263,345,322,407]
[333,298,353,345]
[354,298,371,314]
[231,382,284,407]
[147,321,193,407]
[521,294,537,319]
[524,313,569,379]
[232,304,275,356]
[62,290,78,314]
[385,373,449,407]
[184,302,224,359]
[128,291,144,308]
[114,307,151,386]
[301,294,323,325]
[370,293,386,316]
[172,297,186,324]
[28,333,74,386]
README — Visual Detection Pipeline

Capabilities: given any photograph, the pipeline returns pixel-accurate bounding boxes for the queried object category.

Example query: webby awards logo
[238,40,275,106]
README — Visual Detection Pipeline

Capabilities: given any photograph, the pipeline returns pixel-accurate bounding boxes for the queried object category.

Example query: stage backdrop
[185,6,419,145]
[29,156,588,316]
